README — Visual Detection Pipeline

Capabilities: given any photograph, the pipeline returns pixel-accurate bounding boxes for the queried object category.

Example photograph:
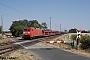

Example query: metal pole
[60,24,61,34]
[50,17,51,30]
[1,15,3,39]
[76,39,79,50]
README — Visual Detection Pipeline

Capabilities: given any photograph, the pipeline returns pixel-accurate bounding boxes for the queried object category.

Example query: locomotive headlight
[23,32,25,34]
[28,32,30,34]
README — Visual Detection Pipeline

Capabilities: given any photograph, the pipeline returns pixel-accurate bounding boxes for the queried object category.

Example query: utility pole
[50,17,51,30]
[1,15,3,39]
[60,24,61,34]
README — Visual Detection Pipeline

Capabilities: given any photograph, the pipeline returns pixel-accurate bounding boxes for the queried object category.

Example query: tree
[64,30,68,33]
[69,28,77,33]
[41,22,47,29]
[9,20,27,36]
[29,20,42,28]
[81,30,88,33]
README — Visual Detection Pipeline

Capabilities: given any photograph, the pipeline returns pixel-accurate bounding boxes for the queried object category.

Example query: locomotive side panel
[33,28,43,37]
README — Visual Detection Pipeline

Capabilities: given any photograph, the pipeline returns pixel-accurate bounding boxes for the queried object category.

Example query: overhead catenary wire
[0,1,50,28]
[0,12,21,19]
[0,2,37,19]
[0,5,22,19]
[11,0,38,19]
[10,0,47,21]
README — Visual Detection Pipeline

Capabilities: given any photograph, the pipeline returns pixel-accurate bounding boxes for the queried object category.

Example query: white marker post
[76,30,82,50]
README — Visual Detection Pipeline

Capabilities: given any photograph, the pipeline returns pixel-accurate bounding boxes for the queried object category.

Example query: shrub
[71,34,90,50]
[0,36,2,39]
[80,36,90,49]
[70,34,77,40]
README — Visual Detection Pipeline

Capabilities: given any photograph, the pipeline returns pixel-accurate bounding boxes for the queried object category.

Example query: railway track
[15,35,61,47]
[0,43,23,56]
[0,34,64,56]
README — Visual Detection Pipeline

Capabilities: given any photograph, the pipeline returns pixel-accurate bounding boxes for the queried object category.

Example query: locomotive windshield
[24,28,30,31]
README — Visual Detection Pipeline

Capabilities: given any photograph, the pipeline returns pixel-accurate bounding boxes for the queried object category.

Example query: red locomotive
[22,26,60,39]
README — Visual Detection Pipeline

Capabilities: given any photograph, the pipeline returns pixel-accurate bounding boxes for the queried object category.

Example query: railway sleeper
[0,44,20,51]
[0,47,20,56]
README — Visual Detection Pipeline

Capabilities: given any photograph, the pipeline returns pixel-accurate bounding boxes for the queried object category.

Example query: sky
[0,0,90,31]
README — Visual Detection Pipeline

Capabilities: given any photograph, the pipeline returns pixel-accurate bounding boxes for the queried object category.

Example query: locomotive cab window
[24,29,27,31]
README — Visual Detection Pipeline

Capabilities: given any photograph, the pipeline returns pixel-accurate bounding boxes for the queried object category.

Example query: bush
[71,34,90,50]
[0,36,2,39]
[70,34,77,40]
[80,36,90,49]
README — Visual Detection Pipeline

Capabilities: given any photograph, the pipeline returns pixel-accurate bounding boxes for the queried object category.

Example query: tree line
[9,19,47,37]
[1,21,90,36]
[69,28,90,33]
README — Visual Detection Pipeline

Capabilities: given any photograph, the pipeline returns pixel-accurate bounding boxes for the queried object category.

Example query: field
[7,49,43,60]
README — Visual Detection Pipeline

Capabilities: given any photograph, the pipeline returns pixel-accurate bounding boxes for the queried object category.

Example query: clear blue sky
[0,0,90,31]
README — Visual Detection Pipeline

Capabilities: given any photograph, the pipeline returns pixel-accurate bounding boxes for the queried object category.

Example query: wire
[11,0,38,19]
[0,2,36,19]
[10,0,46,21]
[0,1,48,27]
[0,12,21,19]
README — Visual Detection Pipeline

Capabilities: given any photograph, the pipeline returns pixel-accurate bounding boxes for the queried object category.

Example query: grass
[0,38,12,44]
[7,49,40,60]
[0,34,12,44]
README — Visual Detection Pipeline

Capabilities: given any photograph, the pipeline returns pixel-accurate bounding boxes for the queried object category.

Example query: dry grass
[53,33,90,40]
[0,34,12,44]
[6,49,43,60]
[8,50,34,60]
[0,38,12,44]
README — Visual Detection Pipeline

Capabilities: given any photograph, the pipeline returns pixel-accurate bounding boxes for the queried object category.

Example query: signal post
[76,30,82,50]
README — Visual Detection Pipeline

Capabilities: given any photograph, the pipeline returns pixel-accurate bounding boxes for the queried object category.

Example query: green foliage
[69,28,89,33]
[80,35,90,49]
[70,34,77,40]
[9,19,48,37]
[0,36,2,39]
[41,22,47,29]
[9,20,25,36]
[81,30,89,33]
[69,28,77,33]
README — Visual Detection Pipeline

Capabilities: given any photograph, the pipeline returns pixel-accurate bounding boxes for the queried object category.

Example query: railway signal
[76,30,82,40]
[76,30,82,50]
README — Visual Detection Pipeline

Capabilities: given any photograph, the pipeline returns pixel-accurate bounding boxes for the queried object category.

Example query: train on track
[22,26,61,39]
